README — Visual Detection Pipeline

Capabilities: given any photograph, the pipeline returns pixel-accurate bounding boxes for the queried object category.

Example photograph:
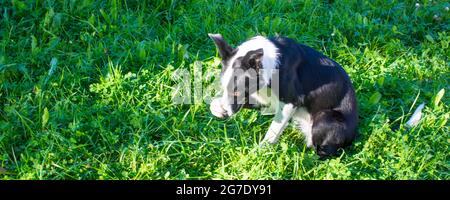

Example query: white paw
[259,136,278,147]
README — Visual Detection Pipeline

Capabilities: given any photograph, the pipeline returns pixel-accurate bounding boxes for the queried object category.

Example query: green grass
[0,0,449,180]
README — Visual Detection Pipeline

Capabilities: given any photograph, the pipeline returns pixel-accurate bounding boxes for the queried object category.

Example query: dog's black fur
[269,37,358,158]
[210,35,358,158]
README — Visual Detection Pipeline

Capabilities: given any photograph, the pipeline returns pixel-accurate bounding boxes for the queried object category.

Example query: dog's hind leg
[260,102,296,145]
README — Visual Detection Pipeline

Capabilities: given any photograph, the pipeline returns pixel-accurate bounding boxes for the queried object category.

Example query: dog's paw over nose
[210,98,227,118]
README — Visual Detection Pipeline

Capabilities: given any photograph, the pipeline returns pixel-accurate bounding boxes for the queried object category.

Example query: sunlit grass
[0,0,448,180]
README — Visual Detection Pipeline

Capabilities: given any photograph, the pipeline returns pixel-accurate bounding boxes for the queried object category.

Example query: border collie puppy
[208,33,358,158]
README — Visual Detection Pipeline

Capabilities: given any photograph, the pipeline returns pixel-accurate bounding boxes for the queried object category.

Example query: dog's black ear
[242,48,264,69]
[208,33,234,60]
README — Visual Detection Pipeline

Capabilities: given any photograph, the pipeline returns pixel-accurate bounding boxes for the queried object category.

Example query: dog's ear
[208,33,234,60]
[242,48,264,69]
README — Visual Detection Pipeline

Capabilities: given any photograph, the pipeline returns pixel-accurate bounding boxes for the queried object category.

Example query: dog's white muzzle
[210,98,232,118]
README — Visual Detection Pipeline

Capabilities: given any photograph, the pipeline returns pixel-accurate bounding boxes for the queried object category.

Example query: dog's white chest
[292,107,313,147]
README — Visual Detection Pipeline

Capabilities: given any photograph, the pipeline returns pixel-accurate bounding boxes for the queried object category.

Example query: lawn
[0,0,449,180]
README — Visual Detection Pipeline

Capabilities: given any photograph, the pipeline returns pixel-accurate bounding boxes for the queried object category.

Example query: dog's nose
[221,112,230,119]
[212,111,230,119]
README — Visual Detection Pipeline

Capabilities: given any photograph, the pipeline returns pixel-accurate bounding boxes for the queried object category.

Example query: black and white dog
[208,33,358,158]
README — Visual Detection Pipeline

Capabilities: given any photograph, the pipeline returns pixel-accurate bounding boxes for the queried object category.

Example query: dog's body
[209,34,358,158]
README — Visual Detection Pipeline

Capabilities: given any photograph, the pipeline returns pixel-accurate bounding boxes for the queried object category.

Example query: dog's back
[269,37,358,157]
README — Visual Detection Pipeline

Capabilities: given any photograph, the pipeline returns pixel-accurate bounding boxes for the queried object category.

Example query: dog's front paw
[260,130,280,145]
[259,137,278,147]
[258,140,270,148]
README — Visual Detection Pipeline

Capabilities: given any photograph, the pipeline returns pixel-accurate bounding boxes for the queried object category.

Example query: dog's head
[208,33,270,118]
[311,110,353,159]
